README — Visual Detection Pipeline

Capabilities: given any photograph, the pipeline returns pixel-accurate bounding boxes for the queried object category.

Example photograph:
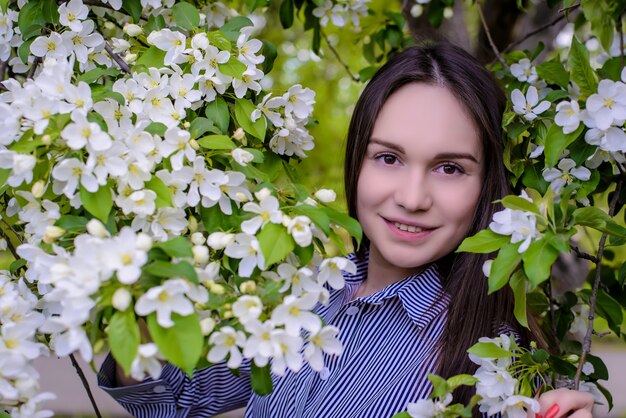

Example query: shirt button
[345,306,360,316]
[319,367,330,380]
[153,385,167,394]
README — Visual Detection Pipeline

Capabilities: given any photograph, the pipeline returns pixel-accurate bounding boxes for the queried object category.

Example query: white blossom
[511,86,550,121]
[542,158,591,194]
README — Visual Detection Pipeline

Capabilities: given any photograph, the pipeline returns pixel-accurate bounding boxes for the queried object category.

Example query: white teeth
[393,222,423,233]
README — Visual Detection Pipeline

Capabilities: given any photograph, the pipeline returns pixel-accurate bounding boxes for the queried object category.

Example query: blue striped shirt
[98,254,451,417]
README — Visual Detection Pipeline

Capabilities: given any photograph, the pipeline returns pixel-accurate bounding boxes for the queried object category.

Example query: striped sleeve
[98,353,252,417]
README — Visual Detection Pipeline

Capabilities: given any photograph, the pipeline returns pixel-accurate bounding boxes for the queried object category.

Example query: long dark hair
[343,42,541,405]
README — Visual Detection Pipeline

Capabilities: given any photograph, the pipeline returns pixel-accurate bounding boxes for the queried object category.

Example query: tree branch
[574,180,623,388]
[69,354,102,418]
[27,57,41,79]
[477,4,508,68]
[0,227,19,261]
[320,29,359,82]
[104,42,131,73]
[500,14,566,55]
[572,246,598,264]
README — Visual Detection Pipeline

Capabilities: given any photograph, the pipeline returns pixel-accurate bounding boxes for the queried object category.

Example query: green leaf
[567,37,598,97]
[250,363,273,395]
[205,97,230,134]
[509,270,529,328]
[261,40,278,74]
[291,204,331,236]
[42,0,59,24]
[618,261,626,287]
[10,259,27,276]
[189,117,218,138]
[218,56,247,78]
[457,229,510,254]
[156,236,193,258]
[79,67,122,84]
[390,413,412,418]
[427,373,450,399]
[220,16,254,42]
[536,60,570,89]
[122,0,142,23]
[489,243,522,294]
[145,14,167,32]
[595,289,623,335]
[18,0,45,40]
[172,1,200,30]
[147,312,203,376]
[279,0,295,28]
[144,122,167,136]
[0,0,8,14]
[447,374,478,389]
[522,238,559,286]
[322,206,363,246]
[18,38,34,64]
[501,195,540,214]
[544,123,584,168]
[257,222,295,268]
[585,353,609,380]
[235,98,266,141]
[55,215,89,233]
[134,46,166,70]
[207,31,232,51]
[200,204,241,232]
[531,349,549,363]
[197,135,236,150]
[80,185,112,223]
[573,206,626,238]
[109,309,140,375]
[144,260,199,283]
[467,342,512,359]
[91,87,126,106]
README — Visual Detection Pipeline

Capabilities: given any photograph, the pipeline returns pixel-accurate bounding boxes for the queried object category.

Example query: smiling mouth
[393,222,424,233]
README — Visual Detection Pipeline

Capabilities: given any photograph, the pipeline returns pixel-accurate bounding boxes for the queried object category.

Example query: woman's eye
[376,153,398,165]
[438,163,463,175]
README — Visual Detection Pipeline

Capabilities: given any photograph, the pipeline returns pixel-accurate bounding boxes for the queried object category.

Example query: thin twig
[27,57,41,79]
[619,18,624,70]
[477,4,508,68]
[104,42,131,73]
[574,180,623,388]
[572,246,598,264]
[547,279,557,346]
[320,29,359,82]
[0,60,7,83]
[501,14,567,55]
[69,354,103,418]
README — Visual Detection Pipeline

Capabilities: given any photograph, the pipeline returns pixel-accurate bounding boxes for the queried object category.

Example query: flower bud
[135,233,153,251]
[223,310,233,319]
[254,188,271,201]
[112,288,132,311]
[191,232,205,245]
[183,121,191,129]
[191,33,209,49]
[41,134,52,145]
[200,317,216,335]
[239,281,256,294]
[192,245,210,264]
[43,226,65,243]
[188,216,198,233]
[207,232,235,250]
[123,23,143,37]
[211,283,225,295]
[303,197,318,207]
[314,189,336,203]
[124,53,138,64]
[104,21,115,30]
[482,259,493,278]
[566,354,579,363]
[443,7,454,19]
[87,219,109,237]
[31,180,46,198]
[410,4,424,17]
[232,148,254,166]
[189,138,200,150]
[0,239,7,252]
[232,128,245,141]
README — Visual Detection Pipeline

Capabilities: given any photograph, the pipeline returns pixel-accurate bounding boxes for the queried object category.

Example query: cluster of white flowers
[406,394,453,418]
[471,335,540,418]
[0,272,54,417]
[312,0,370,28]
[489,192,540,254]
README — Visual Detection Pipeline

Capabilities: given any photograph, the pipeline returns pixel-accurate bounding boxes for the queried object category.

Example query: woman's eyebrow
[435,152,480,163]
[368,138,405,153]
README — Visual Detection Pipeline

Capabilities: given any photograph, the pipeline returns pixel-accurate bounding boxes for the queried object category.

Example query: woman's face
[356,83,484,281]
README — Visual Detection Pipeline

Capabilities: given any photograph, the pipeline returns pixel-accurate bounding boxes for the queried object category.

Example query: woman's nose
[394,173,433,212]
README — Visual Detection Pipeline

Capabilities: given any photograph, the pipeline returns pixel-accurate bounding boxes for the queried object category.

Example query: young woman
[99,42,594,418]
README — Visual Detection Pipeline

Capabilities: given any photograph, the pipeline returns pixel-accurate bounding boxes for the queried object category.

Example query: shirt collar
[342,252,450,331]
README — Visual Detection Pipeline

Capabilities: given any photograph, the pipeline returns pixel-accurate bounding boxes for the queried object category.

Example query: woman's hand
[535,388,594,418]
